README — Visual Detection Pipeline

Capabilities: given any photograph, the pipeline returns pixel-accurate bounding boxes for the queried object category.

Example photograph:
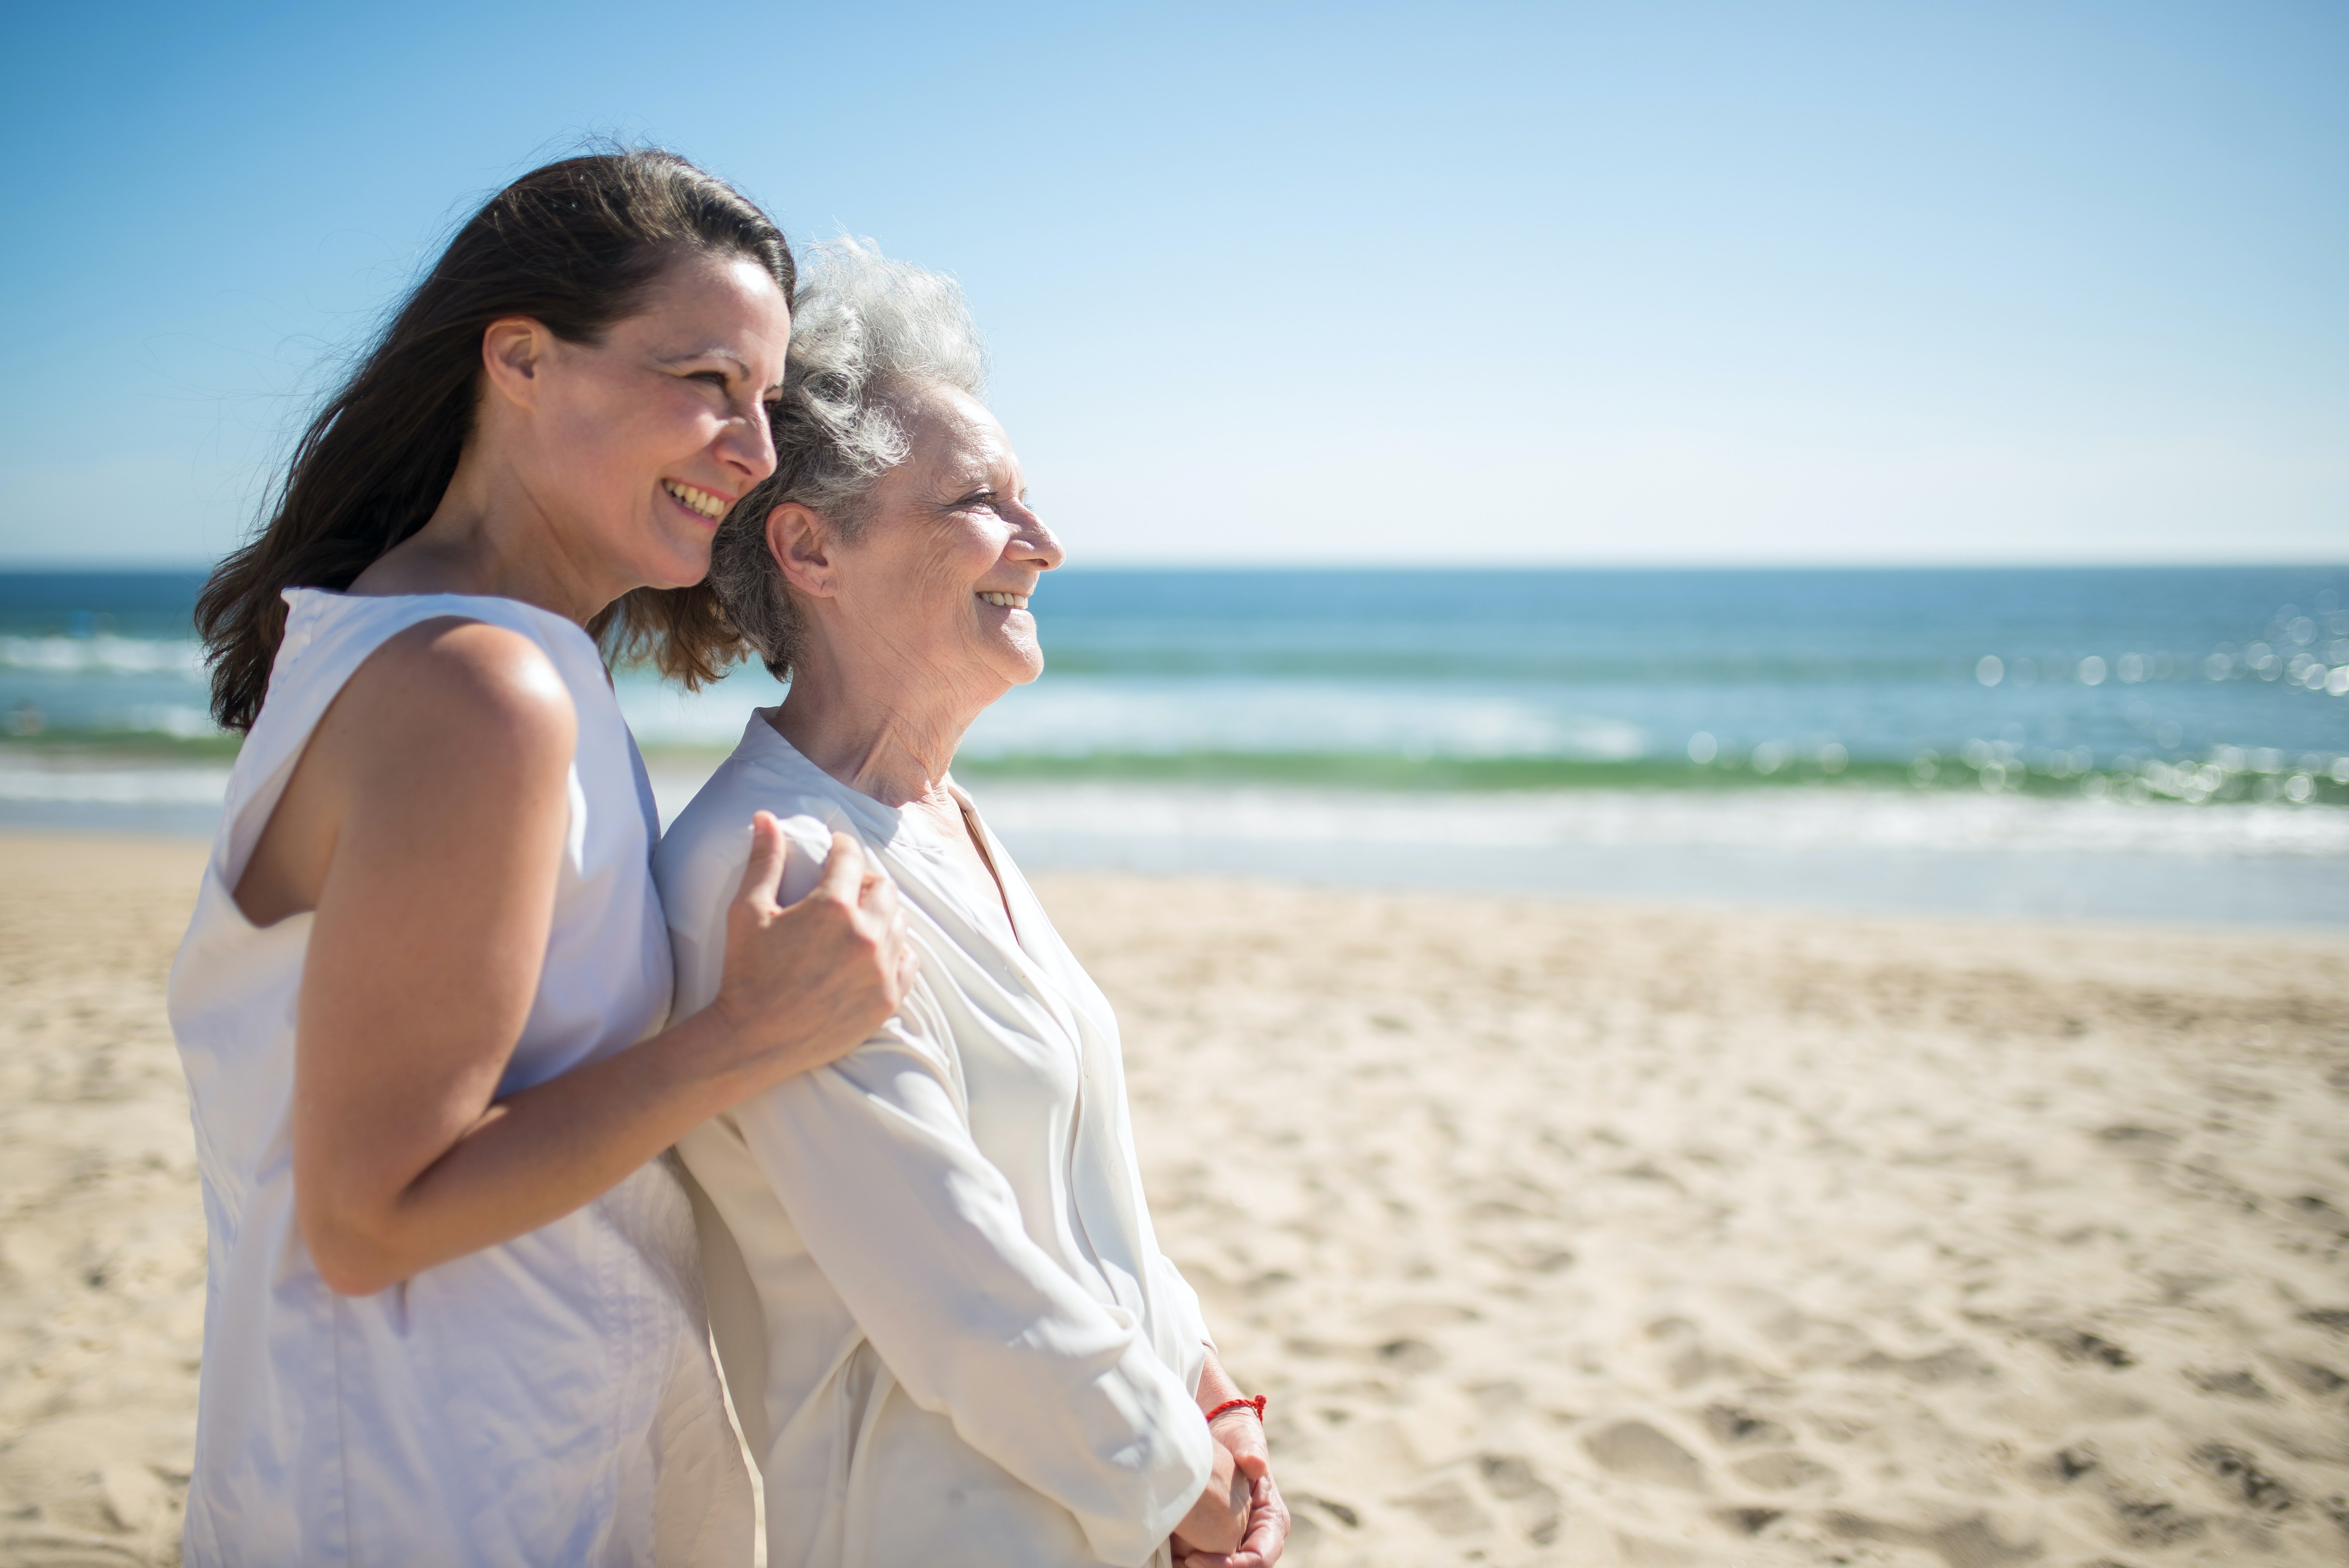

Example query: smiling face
[783,382,1064,706]
[514,249,791,594]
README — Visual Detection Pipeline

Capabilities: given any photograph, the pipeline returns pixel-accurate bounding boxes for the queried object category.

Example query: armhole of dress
[213,745,310,907]
[214,602,553,894]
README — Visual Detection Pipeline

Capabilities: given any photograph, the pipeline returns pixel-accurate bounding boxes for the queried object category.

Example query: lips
[662,479,730,522]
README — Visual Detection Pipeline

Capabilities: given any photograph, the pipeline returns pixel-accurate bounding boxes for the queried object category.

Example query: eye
[691,370,729,388]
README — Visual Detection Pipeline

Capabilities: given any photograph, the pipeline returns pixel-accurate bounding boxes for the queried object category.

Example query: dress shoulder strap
[213,589,593,886]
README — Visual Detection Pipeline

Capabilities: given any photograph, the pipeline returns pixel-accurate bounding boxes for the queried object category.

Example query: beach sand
[3,835,2348,1565]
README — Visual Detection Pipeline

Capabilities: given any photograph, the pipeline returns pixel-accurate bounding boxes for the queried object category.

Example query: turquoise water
[6,565,2348,797]
[6,566,2349,923]
[646,566,2346,804]
[983,566,2349,798]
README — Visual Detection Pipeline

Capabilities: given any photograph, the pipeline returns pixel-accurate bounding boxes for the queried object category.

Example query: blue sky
[2,1,2342,567]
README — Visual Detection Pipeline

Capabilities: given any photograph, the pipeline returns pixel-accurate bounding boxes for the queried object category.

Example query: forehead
[617,252,791,362]
[898,384,1014,477]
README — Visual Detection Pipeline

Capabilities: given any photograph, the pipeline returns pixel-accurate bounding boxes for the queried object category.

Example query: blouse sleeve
[724,937,1215,1565]
[1151,1251,1215,1367]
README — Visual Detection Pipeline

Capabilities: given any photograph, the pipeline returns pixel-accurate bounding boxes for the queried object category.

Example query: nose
[718,397,779,486]
[1009,501,1065,573]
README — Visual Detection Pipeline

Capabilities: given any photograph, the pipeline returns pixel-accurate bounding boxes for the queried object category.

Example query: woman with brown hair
[169,150,914,1565]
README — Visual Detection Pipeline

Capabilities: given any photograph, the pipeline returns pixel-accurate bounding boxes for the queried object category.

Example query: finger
[858,862,902,918]
[1191,1530,1277,1566]
[735,811,788,914]
[1182,1493,1281,1568]
[1251,1476,1289,1566]
[1244,1512,1282,1567]
[1210,1418,1270,1479]
[808,831,866,906]
[1178,1550,1264,1568]
[1184,1482,1284,1568]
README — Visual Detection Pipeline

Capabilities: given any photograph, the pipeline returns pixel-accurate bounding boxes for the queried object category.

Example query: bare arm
[258,620,911,1296]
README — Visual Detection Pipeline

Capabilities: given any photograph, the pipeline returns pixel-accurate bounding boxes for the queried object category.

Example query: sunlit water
[6,566,2345,923]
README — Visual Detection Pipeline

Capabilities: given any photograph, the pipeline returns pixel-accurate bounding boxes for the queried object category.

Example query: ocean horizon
[6,564,2346,925]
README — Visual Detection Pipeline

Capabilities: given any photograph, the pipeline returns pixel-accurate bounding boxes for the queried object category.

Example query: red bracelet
[1205,1395,1267,1425]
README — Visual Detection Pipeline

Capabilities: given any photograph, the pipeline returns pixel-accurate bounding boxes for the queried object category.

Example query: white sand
[1065,874,2349,1567]
[4,835,2348,1565]
[0,837,207,1567]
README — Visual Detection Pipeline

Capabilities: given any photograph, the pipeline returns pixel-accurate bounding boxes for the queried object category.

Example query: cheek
[632,387,716,473]
[556,377,706,482]
[914,522,1005,598]
[848,517,1006,635]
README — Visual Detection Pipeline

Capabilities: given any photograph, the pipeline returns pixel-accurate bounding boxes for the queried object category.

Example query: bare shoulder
[238,618,581,922]
[317,617,579,805]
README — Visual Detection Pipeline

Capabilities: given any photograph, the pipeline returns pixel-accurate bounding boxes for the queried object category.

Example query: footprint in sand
[2032,1326,2137,1368]
[1374,1337,1442,1374]
[1477,1453,1562,1544]
[1826,1511,2041,1567]
[1585,1420,1705,1491]
[2191,1442,2294,1513]
[1851,1343,1998,1384]
[1698,1403,1791,1448]
[1730,1451,1836,1490]
[2264,1354,2347,1395]
[2184,1365,2272,1400]
[1392,1477,1492,1535]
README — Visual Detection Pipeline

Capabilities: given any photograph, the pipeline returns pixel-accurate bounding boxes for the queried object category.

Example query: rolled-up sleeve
[728,1016,1214,1566]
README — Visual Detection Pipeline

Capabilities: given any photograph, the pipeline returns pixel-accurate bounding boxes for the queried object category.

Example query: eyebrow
[659,348,785,396]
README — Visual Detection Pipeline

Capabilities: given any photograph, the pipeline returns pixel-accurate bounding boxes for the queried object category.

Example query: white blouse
[656,716,1215,1568]
[168,589,751,1566]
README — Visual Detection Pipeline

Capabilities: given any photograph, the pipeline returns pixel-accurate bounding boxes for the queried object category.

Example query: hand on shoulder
[702,815,918,1089]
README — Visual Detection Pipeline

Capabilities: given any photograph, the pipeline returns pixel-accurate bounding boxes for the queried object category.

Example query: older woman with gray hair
[654,241,1290,1568]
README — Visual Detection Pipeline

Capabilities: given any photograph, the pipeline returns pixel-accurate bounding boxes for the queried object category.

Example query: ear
[479,316,553,411]
[766,502,842,598]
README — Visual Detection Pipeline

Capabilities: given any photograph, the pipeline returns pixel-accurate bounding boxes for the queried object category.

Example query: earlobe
[479,317,544,407]
[767,503,837,598]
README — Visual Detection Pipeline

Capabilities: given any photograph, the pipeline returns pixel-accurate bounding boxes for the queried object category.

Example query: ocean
[6,566,2347,924]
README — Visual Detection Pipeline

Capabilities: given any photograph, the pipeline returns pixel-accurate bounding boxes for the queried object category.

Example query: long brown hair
[195,149,784,731]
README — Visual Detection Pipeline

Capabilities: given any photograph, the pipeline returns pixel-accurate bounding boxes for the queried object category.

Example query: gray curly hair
[706,237,989,679]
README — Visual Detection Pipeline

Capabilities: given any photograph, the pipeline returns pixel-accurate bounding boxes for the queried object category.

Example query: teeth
[979,592,1031,610]
[662,480,727,520]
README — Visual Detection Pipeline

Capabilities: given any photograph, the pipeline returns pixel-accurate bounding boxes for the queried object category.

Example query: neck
[348,446,621,627]
[770,629,1007,811]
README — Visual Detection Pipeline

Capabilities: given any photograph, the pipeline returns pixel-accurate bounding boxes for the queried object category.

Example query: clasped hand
[1170,1365,1289,1566]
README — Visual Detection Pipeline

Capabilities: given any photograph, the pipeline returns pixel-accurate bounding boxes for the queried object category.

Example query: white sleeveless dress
[167,589,752,1567]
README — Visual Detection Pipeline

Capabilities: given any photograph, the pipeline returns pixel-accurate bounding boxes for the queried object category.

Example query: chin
[641,544,718,592]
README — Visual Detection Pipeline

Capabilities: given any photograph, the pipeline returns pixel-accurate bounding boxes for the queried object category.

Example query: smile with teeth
[661,479,729,521]
[978,591,1030,610]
